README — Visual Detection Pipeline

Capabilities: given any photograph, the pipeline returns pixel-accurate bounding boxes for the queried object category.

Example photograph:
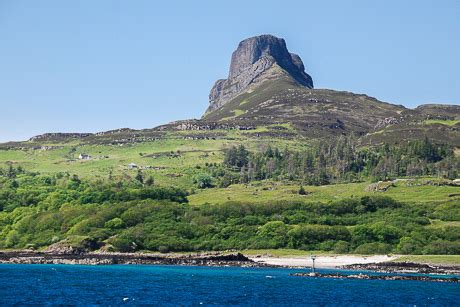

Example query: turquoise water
[0,264,458,305]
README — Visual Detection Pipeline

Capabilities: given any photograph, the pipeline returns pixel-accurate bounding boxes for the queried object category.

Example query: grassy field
[393,255,460,265]
[0,137,231,188]
[237,249,333,257]
[424,119,460,126]
[2,132,458,204]
[189,180,459,205]
[0,131,309,188]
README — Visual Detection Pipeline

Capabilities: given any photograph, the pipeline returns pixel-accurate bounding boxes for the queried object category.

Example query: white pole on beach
[311,255,316,275]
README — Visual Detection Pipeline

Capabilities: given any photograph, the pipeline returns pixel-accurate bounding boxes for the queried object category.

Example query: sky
[0,0,459,142]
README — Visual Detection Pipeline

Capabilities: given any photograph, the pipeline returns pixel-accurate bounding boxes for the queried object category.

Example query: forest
[213,137,458,187]
[0,164,458,254]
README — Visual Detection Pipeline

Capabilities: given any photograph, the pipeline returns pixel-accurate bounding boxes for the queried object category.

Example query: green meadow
[189,181,459,206]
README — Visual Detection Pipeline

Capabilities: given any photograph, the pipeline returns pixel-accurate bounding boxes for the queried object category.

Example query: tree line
[219,137,458,186]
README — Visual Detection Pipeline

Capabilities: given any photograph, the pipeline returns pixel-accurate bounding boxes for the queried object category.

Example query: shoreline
[1,251,459,275]
[0,251,260,267]
[249,254,396,269]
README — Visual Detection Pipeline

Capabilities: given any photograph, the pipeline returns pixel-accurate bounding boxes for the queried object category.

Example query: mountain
[1,34,458,147]
[206,34,313,113]
[200,35,459,144]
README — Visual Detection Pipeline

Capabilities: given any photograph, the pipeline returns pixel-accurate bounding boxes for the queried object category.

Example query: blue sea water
[0,264,458,306]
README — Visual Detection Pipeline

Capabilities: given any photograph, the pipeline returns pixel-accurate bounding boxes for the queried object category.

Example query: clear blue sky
[1,0,459,142]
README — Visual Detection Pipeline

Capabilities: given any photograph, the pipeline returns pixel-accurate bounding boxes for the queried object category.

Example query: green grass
[0,137,233,187]
[0,130,313,189]
[1,131,457,204]
[238,249,333,257]
[219,109,247,121]
[424,119,460,126]
[188,180,459,205]
[393,255,460,265]
[428,220,460,228]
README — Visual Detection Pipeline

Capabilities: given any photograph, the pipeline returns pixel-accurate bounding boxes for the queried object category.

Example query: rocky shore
[2,251,459,280]
[342,261,460,275]
[0,251,261,267]
[292,272,459,283]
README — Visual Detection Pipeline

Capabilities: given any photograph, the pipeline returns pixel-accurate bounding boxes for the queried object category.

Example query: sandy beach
[249,255,397,268]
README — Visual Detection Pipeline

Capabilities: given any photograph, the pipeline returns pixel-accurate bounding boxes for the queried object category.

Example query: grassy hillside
[188,181,460,206]
[362,118,460,147]
[0,131,309,188]
[203,73,407,138]
[202,76,460,146]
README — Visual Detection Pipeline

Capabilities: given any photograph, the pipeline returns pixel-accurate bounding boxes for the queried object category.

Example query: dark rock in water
[292,272,459,283]
[207,34,313,112]
[342,262,460,275]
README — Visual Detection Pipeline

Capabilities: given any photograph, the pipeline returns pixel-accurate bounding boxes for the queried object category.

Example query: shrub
[193,173,214,189]
[104,218,125,229]
[298,186,307,195]
[354,242,393,254]
[423,240,460,255]
[257,221,289,248]
[333,240,350,253]
[288,225,351,249]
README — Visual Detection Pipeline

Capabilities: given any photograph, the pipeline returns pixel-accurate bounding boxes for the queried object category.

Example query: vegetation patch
[0,167,458,255]
[424,119,460,126]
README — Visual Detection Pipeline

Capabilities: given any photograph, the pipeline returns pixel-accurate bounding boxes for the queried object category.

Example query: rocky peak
[206,35,313,113]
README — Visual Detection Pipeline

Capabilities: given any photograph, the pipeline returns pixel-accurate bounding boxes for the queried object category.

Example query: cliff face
[207,35,313,113]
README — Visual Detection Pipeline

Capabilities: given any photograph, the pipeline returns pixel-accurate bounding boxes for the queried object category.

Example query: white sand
[249,255,396,268]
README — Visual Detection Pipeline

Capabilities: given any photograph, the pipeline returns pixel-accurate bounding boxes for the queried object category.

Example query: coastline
[0,251,259,267]
[249,255,396,268]
[1,250,459,275]
[0,251,394,268]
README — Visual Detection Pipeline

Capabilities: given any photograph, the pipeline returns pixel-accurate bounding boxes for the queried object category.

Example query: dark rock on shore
[342,261,460,275]
[0,251,260,267]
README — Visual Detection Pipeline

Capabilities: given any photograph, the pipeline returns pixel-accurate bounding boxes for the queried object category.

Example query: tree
[135,170,144,184]
[257,221,289,248]
[10,180,19,189]
[224,145,249,168]
[145,176,154,186]
[7,165,15,179]
[193,173,213,189]
[105,218,125,229]
[298,186,307,195]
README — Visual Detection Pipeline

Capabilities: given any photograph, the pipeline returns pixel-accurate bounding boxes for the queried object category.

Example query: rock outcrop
[29,132,93,142]
[0,251,259,267]
[207,34,313,113]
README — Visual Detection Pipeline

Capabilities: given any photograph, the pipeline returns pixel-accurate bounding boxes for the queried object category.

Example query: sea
[0,264,458,306]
